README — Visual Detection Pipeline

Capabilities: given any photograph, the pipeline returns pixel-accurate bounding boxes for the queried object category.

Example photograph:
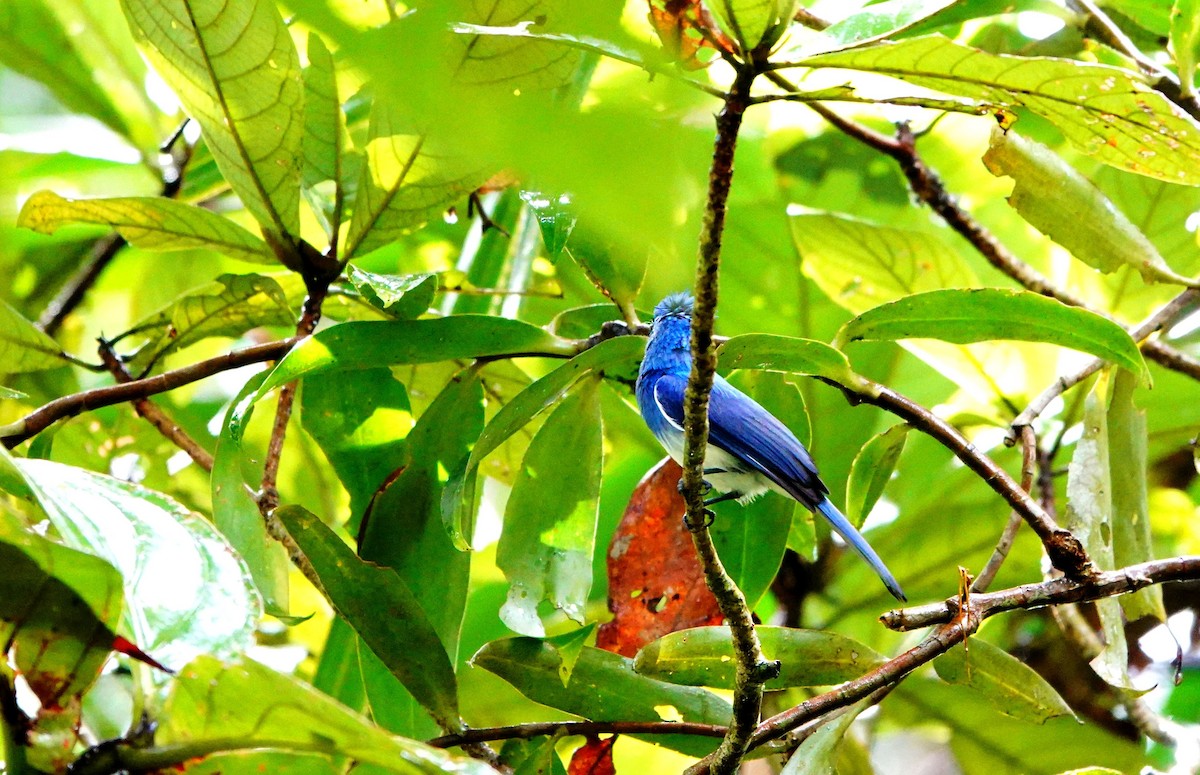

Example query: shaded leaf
[17,192,274,264]
[0,298,68,373]
[846,424,910,529]
[718,333,863,389]
[213,372,289,615]
[595,458,722,658]
[275,505,462,732]
[345,267,437,319]
[835,288,1150,385]
[16,459,261,669]
[0,511,124,706]
[503,738,567,775]
[802,35,1200,184]
[634,626,886,690]
[982,128,1196,286]
[499,380,603,636]
[934,640,1075,724]
[472,637,728,757]
[780,697,874,775]
[121,0,303,237]
[161,655,492,774]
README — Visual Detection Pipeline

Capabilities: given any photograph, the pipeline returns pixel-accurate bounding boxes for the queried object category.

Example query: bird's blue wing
[650,373,827,506]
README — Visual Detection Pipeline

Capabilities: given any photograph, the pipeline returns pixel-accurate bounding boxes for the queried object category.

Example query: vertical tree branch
[679,62,770,775]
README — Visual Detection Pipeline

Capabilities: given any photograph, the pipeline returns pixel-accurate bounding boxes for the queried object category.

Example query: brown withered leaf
[568,735,617,775]
[646,0,736,69]
[596,458,721,657]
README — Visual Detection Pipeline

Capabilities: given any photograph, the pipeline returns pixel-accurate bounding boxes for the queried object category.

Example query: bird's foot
[703,490,740,508]
[684,508,716,532]
[676,477,714,497]
[750,659,782,684]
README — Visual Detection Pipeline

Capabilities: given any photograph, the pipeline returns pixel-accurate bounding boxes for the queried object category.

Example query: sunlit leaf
[835,288,1150,385]
[345,267,437,319]
[301,31,349,240]
[934,640,1075,724]
[1172,0,1200,99]
[982,128,1196,286]
[121,0,303,238]
[17,192,274,264]
[498,379,602,636]
[806,0,959,55]
[802,35,1200,184]
[846,424,909,529]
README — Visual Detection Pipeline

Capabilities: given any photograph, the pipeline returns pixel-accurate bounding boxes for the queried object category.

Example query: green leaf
[633,626,887,690]
[0,511,124,706]
[301,31,349,241]
[780,697,874,775]
[275,505,462,732]
[345,267,437,319]
[449,2,588,91]
[248,315,573,408]
[982,129,1197,286]
[566,231,646,312]
[161,655,493,774]
[1065,377,1140,691]
[14,459,262,669]
[846,424,910,529]
[802,35,1200,184]
[442,335,643,549]
[520,189,577,257]
[127,273,294,373]
[835,289,1150,384]
[120,0,303,238]
[708,0,794,49]
[213,372,289,616]
[812,0,959,54]
[1106,370,1165,622]
[472,637,729,757]
[933,639,1075,724]
[0,297,67,373]
[498,380,603,636]
[0,0,131,140]
[17,192,274,264]
[345,103,483,259]
[0,386,27,400]
[717,333,863,388]
[1172,0,1200,100]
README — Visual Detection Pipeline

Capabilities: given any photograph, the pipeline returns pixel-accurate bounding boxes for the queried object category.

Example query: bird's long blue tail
[815,498,906,602]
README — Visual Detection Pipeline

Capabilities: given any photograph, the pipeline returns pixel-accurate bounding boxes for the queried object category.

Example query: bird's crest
[654,292,694,320]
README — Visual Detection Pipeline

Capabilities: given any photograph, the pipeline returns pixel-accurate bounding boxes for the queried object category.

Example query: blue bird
[635,292,906,602]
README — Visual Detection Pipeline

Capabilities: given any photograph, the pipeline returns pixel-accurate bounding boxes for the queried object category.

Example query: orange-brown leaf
[569,735,617,775]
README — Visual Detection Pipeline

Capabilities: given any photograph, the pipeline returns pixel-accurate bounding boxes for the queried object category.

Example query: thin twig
[1009,289,1200,442]
[679,61,771,775]
[0,339,298,449]
[881,556,1200,631]
[972,425,1037,593]
[97,339,215,472]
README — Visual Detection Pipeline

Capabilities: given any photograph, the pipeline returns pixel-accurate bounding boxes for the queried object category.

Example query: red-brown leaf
[569,735,617,775]
[596,458,721,657]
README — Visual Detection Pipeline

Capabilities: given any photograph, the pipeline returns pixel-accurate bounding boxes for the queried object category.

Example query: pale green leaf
[120,0,303,237]
[802,35,1200,184]
[780,697,874,775]
[302,31,349,241]
[18,192,274,264]
[708,0,791,49]
[498,379,603,636]
[835,288,1150,385]
[15,459,261,670]
[846,424,910,529]
[1172,0,1200,99]
[633,626,886,690]
[808,0,959,55]
[0,298,68,373]
[161,655,493,774]
[934,639,1075,724]
[983,128,1196,286]
[718,333,863,388]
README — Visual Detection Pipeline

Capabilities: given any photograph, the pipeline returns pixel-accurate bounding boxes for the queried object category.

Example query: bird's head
[646,291,694,355]
[653,291,694,321]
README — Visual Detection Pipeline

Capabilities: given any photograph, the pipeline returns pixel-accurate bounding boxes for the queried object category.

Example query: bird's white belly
[656,430,774,503]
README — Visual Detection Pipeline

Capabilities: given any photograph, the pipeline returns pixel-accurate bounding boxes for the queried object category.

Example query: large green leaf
[498,379,602,636]
[633,626,886,690]
[17,192,274,264]
[160,656,493,774]
[835,288,1150,384]
[717,333,862,388]
[120,0,303,238]
[14,459,261,670]
[0,511,124,706]
[213,372,289,616]
[441,334,642,549]
[247,316,572,407]
[275,505,462,732]
[802,35,1200,184]
[472,637,729,757]
[934,639,1075,724]
[982,129,1196,286]
[0,297,68,373]
[0,0,131,140]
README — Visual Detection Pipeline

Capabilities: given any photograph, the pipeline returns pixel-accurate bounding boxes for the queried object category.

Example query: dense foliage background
[1,0,1199,773]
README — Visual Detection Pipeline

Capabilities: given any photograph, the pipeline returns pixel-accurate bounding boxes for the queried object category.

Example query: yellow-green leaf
[934,640,1075,724]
